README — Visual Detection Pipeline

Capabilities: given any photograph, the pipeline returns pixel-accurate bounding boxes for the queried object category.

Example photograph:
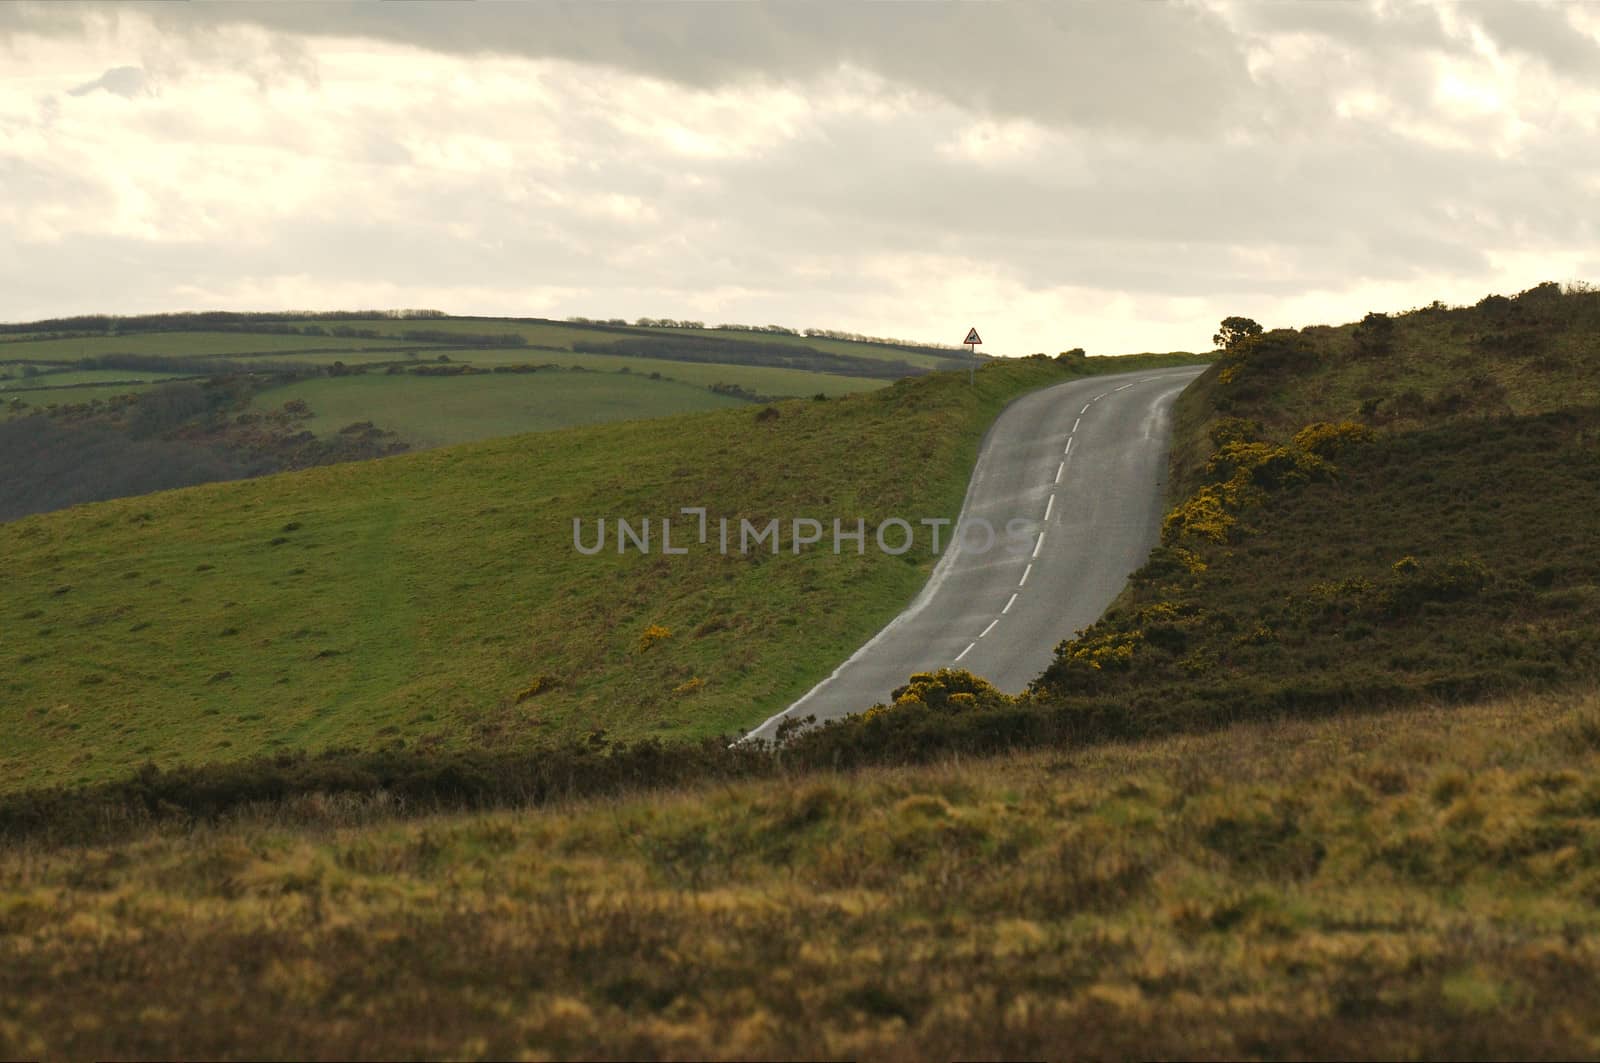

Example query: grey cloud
[67,65,149,98]
[1229,2,1457,56]
[1468,2,1600,78]
[12,2,1257,135]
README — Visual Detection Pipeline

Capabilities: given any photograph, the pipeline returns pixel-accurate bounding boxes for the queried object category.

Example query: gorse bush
[882,669,1013,714]
[1207,416,1264,448]
[1205,439,1331,491]
[1160,483,1236,544]
[1291,420,1374,458]
[636,624,673,651]
[1162,417,1357,547]
[514,675,559,703]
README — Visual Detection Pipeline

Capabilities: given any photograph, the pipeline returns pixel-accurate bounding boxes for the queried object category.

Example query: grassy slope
[1032,287,1600,734]
[5,686,1600,1059]
[250,372,749,448]
[1,358,1080,792]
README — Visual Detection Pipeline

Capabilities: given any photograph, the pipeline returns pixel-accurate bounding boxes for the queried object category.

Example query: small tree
[1212,316,1263,352]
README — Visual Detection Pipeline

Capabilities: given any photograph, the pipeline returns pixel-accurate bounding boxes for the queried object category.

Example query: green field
[0,314,974,371]
[193,349,887,398]
[0,313,960,445]
[0,330,424,362]
[0,358,1076,791]
[250,371,751,447]
[329,317,974,370]
[437,349,887,395]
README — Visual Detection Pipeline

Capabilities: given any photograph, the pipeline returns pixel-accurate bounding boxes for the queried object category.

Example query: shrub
[1207,440,1331,491]
[1209,416,1264,448]
[885,669,1011,713]
[1037,628,1145,694]
[515,675,560,703]
[1161,485,1234,545]
[1379,558,1493,617]
[637,624,673,651]
[1292,421,1374,458]
[1351,311,1395,357]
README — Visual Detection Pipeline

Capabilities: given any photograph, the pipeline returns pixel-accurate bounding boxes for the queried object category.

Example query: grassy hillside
[883,284,1600,753]
[1,358,1089,792]
[6,686,1600,1059]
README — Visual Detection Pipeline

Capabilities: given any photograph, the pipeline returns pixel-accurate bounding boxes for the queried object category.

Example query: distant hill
[0,310,971,520]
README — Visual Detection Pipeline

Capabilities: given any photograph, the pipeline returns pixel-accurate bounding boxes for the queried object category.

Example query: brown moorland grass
[3,686,1600,1059]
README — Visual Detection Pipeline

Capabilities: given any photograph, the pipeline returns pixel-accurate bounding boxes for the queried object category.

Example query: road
[747,364,1204,741]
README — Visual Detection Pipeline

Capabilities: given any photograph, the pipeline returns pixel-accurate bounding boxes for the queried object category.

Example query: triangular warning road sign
[964,327,983,345]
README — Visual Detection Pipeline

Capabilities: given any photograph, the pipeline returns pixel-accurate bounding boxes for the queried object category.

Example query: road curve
[746,364,1204,741]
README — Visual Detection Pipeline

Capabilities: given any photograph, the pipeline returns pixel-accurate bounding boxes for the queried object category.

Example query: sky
[2,2,1598,356]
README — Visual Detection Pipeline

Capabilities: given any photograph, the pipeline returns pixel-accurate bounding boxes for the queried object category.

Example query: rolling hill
[2,357,1099,792]
[0,311,972,519]
[7,284,1599,1059]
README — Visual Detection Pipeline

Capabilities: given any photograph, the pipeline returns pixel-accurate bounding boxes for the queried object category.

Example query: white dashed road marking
[958,377,1133,665]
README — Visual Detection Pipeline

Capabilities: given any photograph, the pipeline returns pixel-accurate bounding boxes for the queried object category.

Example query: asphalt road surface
[747,364,1205,741]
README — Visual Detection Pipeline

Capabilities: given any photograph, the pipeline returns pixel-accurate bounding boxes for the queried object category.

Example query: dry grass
[5,687,1600,1059]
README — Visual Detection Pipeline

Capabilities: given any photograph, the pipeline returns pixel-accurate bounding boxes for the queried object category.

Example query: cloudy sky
[2,2,1598,355]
